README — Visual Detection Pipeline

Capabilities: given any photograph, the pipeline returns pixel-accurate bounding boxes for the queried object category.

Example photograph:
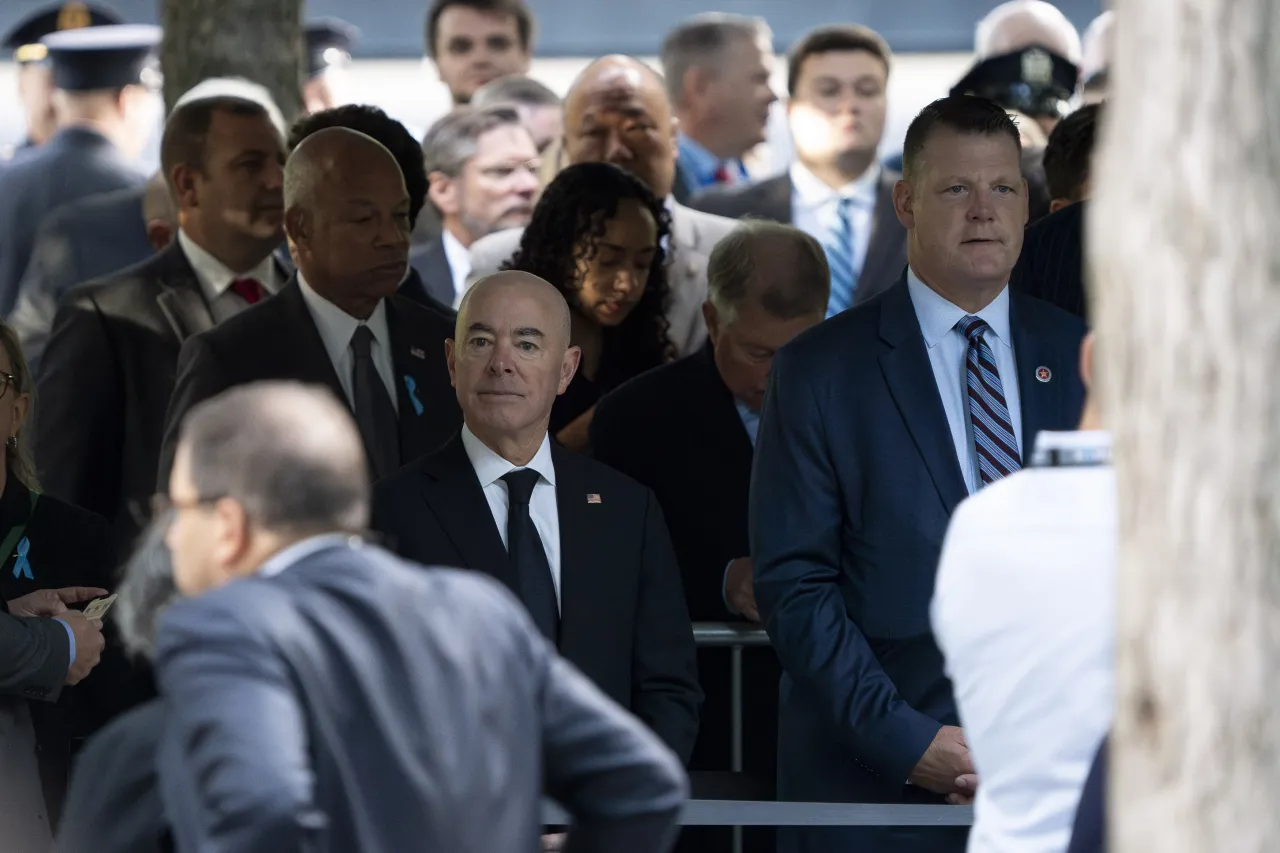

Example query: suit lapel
[275,277,350,405]
[694,342,754,461]
[417,435,517,589]
[856,172,907,302]
[413,235,456,305]
[1010,293,1071,455]
[153,244,215,344]
[386,295,454,465]
[877,278,968,513]
[550,445,606,661]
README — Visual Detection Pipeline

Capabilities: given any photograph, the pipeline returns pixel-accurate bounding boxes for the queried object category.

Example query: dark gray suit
[10,184,155,372]
[688,171,908,305]
[0,127,145,316]
[0,608,69,702]
[407,233,457,307]
[155,539,687,853]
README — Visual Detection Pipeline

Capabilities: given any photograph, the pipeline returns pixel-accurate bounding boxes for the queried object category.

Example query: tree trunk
[1092,2,1280,851]
[159,0,303,124]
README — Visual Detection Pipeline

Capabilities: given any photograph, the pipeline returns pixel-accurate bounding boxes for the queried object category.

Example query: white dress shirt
[177,229,283,322]
[442,229,472,309]
[460,425,562,607]
[296,271,398,413]
[907,269,1023,494]
[258,533,359,579]
[790,160,879,281]
[931,430,1115,853]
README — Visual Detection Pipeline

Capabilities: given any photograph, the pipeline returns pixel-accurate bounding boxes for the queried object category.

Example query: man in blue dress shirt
[750,94,1087,853]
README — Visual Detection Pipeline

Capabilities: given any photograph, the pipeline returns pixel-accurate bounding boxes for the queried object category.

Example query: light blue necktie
[822,197,859,317]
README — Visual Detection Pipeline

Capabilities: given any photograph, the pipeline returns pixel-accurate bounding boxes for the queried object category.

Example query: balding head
[975,0,1082,63]
[448,271,580,463]
[283,126,413,319]
[560,55,678,198]
[166,382,369,595]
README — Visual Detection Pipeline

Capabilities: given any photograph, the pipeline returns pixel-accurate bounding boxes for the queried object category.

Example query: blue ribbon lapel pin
[13,536,32,580]
[403,375,425,416]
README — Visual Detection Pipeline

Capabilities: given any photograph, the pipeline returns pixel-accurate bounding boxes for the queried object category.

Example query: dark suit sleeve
[629,490,702,765]
[156,334,233,491]
[750,347,941,783]
[0,610,69,701]
[155,593,320,853]
[33,293,125,521]
[539,647,687,853]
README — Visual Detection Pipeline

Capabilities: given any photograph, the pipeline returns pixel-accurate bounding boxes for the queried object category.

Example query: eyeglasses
[149,492,224,520]
[0,371,17,400]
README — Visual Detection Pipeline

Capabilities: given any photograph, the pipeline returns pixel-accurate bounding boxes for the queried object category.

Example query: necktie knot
[958,315,990,342]
[349,325,376,358]
[713,163,734,185]
[230,277,266,305]
[502,468,541,505]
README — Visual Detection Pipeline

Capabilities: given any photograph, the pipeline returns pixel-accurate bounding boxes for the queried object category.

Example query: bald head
[458,270,571,348]
[283,126,414,318]
[975,0,1082,63]
[560,55,677,198]
[449,271,581,461]
[284,126,403,211]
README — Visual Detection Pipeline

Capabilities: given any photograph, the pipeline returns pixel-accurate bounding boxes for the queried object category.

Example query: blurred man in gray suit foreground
[154,381,687,853]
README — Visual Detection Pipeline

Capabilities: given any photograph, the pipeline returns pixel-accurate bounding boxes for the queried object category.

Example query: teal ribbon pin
[12,537,31,580]
[403,375,424,416]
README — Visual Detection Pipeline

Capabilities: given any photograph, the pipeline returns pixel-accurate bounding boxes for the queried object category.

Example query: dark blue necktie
[957,315,1021,487]
[502,469,559,642]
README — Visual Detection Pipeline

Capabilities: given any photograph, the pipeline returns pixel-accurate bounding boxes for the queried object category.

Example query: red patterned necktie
[230,277,266,305]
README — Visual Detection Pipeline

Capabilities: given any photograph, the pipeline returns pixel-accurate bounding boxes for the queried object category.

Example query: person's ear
[559,346,582,394]
[171,163,200,210]
[702,300,721,343]
[893,178,915,229]
[428,172,460,218]
[210,498,251,578]
[284,206,309,254]
[9,391,30,445]
[445,338,457,388]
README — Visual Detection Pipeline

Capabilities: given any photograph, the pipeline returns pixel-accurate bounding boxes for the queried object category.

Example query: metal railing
[687,622,973,851]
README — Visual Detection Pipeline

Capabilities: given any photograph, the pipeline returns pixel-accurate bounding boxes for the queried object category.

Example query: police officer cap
[3,2,123,64]
[951,45,1079,120]
[42,23,161,92]
[305,17,358,79]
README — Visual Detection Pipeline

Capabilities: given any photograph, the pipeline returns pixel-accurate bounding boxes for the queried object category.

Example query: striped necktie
[957,315,1021,487]
[822,197,857,317]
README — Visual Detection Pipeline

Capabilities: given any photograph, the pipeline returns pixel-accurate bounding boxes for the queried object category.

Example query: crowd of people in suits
[0,0,1117,852]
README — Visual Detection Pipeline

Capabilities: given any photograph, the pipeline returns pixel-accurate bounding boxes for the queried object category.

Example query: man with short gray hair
[591,222,827,836]
[471,74,562,154]
[154,380,688,853]
[661,13,776,202]
[412,105,538,307]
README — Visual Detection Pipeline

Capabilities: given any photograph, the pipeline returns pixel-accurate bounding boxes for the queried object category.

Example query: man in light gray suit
[468,54,736,356]
[154,381,688,853]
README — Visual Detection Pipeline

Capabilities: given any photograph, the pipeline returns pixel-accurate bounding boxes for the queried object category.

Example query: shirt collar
[789,160,881,213]
[460,423,557,489]
[677,132,728,186]
[441,229,472,279]
[257,533,359,579]
[296,270,392,366]
[906,266,1012,350]
[178,229,280,301]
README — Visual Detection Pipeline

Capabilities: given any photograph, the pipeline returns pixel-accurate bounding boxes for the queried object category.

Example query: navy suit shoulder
[1010,200,1087,319]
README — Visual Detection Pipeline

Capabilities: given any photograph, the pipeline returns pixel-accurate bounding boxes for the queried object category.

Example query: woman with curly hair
[503,162,676,450]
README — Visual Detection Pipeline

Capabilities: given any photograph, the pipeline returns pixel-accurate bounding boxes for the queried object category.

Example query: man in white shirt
[691,23,907,315]
[412,105,539,308]
[372,270,702,767]
[932,334,1114,853]
[157,126,463,489]
[150,380,688,853]
[34,79,292,555]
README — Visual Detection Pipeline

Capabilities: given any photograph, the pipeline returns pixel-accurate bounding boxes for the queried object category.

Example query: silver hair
[422,105,526,178]
[471,75,560,110]
[707,220,830,325]
[660,13,772,109]
[178,381,370,537]
[113,513,179,661]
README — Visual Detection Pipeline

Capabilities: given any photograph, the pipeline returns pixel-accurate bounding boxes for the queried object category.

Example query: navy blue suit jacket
[0,127,144,316]
[750,275,1085,853]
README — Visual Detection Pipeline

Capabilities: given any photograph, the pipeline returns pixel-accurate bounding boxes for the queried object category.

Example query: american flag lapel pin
[586,493,602,504]
[410,346,426,359]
